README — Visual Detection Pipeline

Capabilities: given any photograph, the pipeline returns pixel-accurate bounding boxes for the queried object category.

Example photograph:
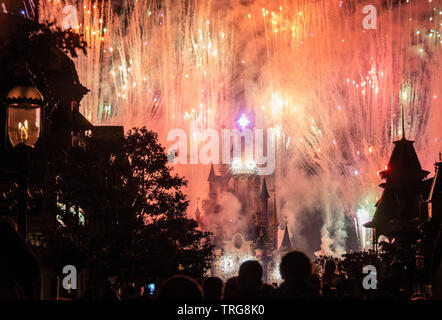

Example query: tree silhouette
[50,127,213,289]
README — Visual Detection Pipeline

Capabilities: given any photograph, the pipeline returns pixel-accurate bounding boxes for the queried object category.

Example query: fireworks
[230,158,258,179]
[39,0,441,255]
[212,253,257,281]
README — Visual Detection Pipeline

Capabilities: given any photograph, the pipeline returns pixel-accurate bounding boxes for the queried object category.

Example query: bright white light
[246,160,256,171]
[356,208,372,250]
[237,114,250,130]
[231,158,242,170]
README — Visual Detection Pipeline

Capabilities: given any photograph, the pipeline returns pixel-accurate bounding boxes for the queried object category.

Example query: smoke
[203,191,244,240]
[225,0,441,256]
[278,160,349,257]
[39,0,442,256]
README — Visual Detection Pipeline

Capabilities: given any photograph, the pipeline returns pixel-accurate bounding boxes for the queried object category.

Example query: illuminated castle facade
[195,162,294,283]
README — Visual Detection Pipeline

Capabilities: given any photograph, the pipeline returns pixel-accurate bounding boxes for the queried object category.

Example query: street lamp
[6,85,44,148]
[4,84,45,239]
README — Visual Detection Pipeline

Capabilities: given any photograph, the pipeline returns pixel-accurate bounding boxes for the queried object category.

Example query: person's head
[280,251,312,283]
[157,275,203,300]
[202,277,223,300]
[223,276,239,300]
[324,259,337,275]
[238,260,263,290]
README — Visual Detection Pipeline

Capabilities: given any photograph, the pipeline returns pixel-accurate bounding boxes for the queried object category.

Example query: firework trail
[39,0,441,255]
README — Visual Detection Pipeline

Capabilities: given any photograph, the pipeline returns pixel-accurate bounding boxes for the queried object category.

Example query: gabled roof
[72,110,93,132]
[379,138,429,184]
[364,188,399,234]
[279,224,293,252]
[366,137,429,234]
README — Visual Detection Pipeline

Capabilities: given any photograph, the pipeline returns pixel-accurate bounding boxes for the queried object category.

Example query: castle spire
[260,178,270,199]
[271,194,279,228]
[208,163,216,181]
[279,217,293,252]
[194,197,201,221]
[208,163,218,199]
[259,178,270,226]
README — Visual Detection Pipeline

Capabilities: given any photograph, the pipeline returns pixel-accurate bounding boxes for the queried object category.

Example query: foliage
[51,127,213,287]
[35,22,87,58]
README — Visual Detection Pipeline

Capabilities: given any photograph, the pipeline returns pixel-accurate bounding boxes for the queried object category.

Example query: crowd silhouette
[121,248,442,301]
[1,216,441,300]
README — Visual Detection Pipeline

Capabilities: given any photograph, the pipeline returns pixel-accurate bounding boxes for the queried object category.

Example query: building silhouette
[364,134,430,243]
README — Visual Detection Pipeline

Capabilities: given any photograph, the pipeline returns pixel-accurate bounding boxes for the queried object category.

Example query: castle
[194,162,294,283]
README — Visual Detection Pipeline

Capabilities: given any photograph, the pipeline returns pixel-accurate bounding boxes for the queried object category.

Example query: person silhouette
[230,260,266,300]
[157,275,203,300]
[275,251,314,299]
[223,276,239,300]
[322,259,339,287]
[202,277,223,300]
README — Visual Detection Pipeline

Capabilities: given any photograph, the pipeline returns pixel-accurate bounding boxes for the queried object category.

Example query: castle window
[233,234,243,249]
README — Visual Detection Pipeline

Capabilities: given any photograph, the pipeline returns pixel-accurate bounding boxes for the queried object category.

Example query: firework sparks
[39,0,442,256]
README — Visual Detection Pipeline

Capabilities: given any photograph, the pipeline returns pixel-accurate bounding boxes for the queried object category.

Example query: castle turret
[208,163,217,200]
[195,205,201,222]
[194,197,202,223]
[279,220,294,254]
[270,194,279,249]
[259,178,270,226]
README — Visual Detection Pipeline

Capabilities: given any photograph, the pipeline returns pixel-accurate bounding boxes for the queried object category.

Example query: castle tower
[194,197,202,227]
[279,219,294,255]
[270,194,279,249]
[259,178,270,226]
[208,163,217,200]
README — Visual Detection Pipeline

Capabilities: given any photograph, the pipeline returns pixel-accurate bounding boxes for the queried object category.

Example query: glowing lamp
[6,85,44,148]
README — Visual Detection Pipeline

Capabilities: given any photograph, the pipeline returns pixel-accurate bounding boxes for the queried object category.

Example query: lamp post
[4,84,45,240]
